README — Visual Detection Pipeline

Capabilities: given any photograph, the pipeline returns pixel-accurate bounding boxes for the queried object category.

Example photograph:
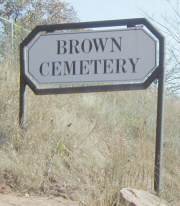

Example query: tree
[162,0,180,95]
[146,0,180,95]
[0,0,78,29]
[0,0,78,61]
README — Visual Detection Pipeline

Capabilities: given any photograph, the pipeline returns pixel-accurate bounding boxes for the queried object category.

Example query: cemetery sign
[20,18,165,195]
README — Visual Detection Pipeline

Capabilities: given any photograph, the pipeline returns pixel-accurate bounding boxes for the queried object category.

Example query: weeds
[0,59,179,205]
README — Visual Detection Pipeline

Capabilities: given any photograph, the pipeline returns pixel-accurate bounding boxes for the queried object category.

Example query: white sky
[67,0,180,95]
[68,0,170,22]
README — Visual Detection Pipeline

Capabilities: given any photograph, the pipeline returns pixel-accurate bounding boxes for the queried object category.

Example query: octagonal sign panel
[23,26,157,90]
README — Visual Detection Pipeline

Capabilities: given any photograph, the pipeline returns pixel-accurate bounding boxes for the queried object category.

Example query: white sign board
[24,28,157,89]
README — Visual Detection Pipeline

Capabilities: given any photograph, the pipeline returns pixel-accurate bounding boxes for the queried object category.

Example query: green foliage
[0,0,78,28]
[0,0,78,62]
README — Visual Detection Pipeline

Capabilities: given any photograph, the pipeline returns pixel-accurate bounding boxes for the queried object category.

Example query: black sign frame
[20,18,162,95]
[19,18,165,195]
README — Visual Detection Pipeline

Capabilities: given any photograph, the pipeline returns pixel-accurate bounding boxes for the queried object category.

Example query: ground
[0,193,78,206]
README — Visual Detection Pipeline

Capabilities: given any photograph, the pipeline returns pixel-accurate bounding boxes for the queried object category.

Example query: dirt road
[0,194,78,206]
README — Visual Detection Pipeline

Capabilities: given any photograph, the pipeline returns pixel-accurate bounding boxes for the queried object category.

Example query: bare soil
[0,193,78,206]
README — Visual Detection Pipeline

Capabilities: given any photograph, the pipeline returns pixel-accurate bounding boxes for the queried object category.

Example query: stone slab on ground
[120,188,168,206]
[0,193,78,206]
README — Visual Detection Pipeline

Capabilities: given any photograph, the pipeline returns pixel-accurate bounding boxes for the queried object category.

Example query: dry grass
[0,59,179,205]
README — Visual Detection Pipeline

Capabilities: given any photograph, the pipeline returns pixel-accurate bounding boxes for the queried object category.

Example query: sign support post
[19,80,27,128]
[154,37,165,194]
[19,53,27,128]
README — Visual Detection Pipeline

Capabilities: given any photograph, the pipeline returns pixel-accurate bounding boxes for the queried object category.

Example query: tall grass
[0,59,179,205]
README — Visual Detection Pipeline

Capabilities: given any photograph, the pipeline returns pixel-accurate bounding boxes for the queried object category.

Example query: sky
[67,0,180,95]
[68,0,170,22]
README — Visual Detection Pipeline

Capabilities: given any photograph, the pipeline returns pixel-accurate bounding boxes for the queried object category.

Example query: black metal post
[19,75,27,128]
[154,37,165,194]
